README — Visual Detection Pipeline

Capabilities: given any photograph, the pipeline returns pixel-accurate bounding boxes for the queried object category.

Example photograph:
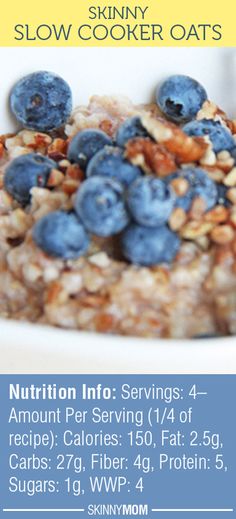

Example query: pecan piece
[211,225,235,244]
[169,207,187,231]
[0,142,4,158]
[125,138,177,177]
[180,221,214,239]
[197,100,234,133]
[47,138,68,160]
[99,119,113,136]
[141,114,208,163]
[204,205,229,224]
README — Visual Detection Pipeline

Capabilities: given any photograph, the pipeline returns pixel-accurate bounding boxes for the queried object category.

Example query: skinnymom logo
[87,503,148,515]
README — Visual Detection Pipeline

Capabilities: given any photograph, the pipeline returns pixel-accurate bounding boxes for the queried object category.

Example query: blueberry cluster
[5,120,182,264]
[15,123,217,265]
[156,75,235,153]
[74,169,181,266]
[5,72,236,266]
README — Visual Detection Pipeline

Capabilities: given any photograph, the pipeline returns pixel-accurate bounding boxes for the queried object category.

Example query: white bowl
[1,47,236,374]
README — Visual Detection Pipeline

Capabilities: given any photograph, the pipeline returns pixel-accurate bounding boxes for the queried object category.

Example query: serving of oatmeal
[0,71,236,339]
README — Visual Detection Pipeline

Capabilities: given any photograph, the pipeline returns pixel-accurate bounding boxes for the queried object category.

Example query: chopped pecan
[230,207,236,227]
[125,138,177,177]
[223,167,236,187]
[62,179,81,195]
[231,120,236,134]
[46,281,67,304]
[66,163,85,181]
[95,312,116,332]
[169,207,187,231]
[180,221,214,239]
[197,100,234,133]
[99,119,113,136]
[227,188,236,204]
[170,178,189,196]
[27,133,52,151]
[0,133,15,147]
[203,166,225,183]
[47,169,64,187]
[216,152,234,174]
[199,146,216,166]
[141,115,207,163]
[48,138,68,160]
[189,197,206,220]
[82,294,109,308]
[211,225,235,244]
[204,206,229,224]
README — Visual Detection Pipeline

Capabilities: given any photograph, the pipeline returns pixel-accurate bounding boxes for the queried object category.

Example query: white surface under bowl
[0,47,236,374]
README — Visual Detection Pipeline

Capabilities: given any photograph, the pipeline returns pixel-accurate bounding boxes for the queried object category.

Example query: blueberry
[122,224,180,266]
[68,129,112,170]
[166,168,217,211]
[116,116,149,147]
[230,147,236,162]
[4,153,56,205]
[157,75,207,123]
[216,184,231,207]
[127,176,175,227]
[74,176,129,237]
[86,146,142,187]
[183,119,235,153]
[10,71,72,132]
[32,210,89,259]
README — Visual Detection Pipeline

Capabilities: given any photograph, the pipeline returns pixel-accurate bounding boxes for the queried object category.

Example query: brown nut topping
[66,164,85,181]
[170,178,189,196]
[230,207,236,227]
[62,179,81,195]
[227,188,236,204]
[99,119,113,136]
[125,138,177,177]
[204,206,229,224]
[141,115,208,163]
[223,167,236,187]
[189,197,206,221]
[47,169,64,187]
[180,221,214,239]
[48,138,68,160]
[203,166,225,183]
[210,225,235,244]
[169,207,187,231]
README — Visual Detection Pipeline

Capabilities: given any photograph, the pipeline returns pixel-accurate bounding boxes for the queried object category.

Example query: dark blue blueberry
[127,176,175,227]
[10,71,72,132]
[216,184,231,207]
[4,153,56,205]
[32,210,89,259]
[183,119,235,153]
[230,147,236,162]
[166,168,217,211]
[67,129,112,170]
[116,116,149,147]
[157,75,207,123]
[74,176,129,237]
[121,224,180,266]
[86,146,142,187]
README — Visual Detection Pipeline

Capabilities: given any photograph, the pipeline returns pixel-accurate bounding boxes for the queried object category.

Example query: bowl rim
[1,318,235,375]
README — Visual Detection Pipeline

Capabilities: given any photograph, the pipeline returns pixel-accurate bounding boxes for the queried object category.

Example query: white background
[0,47,236,133]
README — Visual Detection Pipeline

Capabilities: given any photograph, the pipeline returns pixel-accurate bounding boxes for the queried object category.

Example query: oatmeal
[1,71,236,338]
